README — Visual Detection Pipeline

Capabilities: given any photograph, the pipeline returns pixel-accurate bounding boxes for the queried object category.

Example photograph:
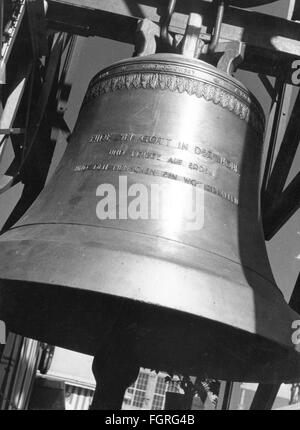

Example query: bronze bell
[0,53,299,383]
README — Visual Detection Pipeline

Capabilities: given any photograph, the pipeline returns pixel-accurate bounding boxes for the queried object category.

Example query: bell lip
[1,277,300,384]
[1,223,299,382]
[88,53,265,123]
[0,224,298,356]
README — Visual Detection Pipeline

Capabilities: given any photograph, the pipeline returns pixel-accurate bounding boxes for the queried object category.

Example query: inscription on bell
[89,133,111,143]
[80,131,240,205]
[73,162,238,205]
[87,132,240,175]
[95,146,215,178]
[109,149,126,156]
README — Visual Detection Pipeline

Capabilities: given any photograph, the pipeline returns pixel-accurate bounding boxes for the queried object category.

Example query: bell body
[0,54,299,382]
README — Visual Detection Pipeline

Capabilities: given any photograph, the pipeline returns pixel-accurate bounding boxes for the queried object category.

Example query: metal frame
[262,85,300,239]
[0,62,32,170]
[45,0,300,79]
[0,0,26,84]
[250,274,300,410]
[0,0,299,410]
[250,0,300,409]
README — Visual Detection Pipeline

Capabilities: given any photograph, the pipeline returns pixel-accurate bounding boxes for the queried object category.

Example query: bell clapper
[90,329,140,410]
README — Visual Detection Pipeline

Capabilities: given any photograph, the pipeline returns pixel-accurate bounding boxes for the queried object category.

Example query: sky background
[0,0,299,300]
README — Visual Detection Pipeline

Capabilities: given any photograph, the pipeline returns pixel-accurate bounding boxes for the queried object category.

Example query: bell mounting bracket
[134,0,245,76]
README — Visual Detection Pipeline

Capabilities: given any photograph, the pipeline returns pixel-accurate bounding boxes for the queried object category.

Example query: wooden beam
[0,1,26,84]
[0,0,4,65]
[216,381,234,410]
[261,80,286,196]
[1,33,64,232]
[265,89,300,201]
[261,0,298,237]
[264,172,300,240]
[0,60,34,196]
[0,128,25,135]
[293,0,300,21]
[46,0,300,78]
[250,383,281,410]
[26,0,49,58]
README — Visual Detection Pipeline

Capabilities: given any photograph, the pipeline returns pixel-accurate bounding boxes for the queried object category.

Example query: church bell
[0,52,299,383]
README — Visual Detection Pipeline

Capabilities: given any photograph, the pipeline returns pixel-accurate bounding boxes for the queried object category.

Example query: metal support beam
[265,90,300,201]
[290,273,300,314]
[293,1,300,21]
[55,34,78,118]
[0,0,26,84]
[264,172,300,240]
[221,382,233,410]
[19,32,64,168]
[250,383,281,410]
[0,128,25,135]
[250,274,300,410]
[261,79,285,195]
[255,3,299,401]
[0,62,33,194]
[261,0,295,195]
[46,0,300,79]
[261,0,298,240]
[0,0,4,62]
[262,87,300,239]
[259,75,276,100]
[1,32,64,231]
[26,0,49,58]
[0,334,42,410]
[216,381,234,410]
